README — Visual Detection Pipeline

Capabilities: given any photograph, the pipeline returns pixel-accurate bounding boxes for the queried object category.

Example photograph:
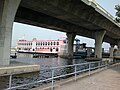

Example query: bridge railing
[87,0,120,26]
[95,3,115,20]
[5,59,119,90]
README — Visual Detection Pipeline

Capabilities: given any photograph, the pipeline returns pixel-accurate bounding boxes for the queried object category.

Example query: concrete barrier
[0,61,40,76]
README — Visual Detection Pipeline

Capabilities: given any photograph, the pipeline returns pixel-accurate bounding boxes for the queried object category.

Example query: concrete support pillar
[109,44,114,58]
[116,41,120,56]
[66,33,76,57]
[94,30,106,58]
[0,0,21,65]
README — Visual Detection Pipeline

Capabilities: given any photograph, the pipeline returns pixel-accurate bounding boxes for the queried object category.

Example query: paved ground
[54,64,120,90]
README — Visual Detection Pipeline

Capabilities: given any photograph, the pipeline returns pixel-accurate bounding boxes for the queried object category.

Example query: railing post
[89,63,91,76]
[105,60,108,69]
[52,69,54,90]
[9,74,12,90]
[98,61,101,69]
[75,65,77,80]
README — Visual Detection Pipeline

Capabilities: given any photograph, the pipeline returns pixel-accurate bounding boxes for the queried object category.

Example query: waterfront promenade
[56,64,120,90]
[37,63,120,90]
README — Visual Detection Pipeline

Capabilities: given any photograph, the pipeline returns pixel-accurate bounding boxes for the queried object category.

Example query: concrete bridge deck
[37,63,120,90]
[55,64,120,90]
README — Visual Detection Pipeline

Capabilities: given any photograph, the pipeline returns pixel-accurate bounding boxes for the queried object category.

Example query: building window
[43,42,44,46]
[57,42,59,45]
[38,42,39,45]
[41,42,42,46]
[48,42,50,45]
[50,48,52,52]
[45,42,47,45]
[54,42,56,45]
[51,42,52,45]
[63,40,67,44]
[56,48,59,52]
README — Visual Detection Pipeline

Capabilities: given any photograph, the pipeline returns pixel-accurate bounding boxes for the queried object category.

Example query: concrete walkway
[54,64,120,90]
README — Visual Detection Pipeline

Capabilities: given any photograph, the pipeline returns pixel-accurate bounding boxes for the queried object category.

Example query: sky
[12,0,120,50]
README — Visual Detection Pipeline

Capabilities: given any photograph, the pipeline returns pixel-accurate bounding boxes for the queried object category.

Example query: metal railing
[88,0,115,19]
[5,59,117,90]
[95,3,116,22]
[87,0,120,26]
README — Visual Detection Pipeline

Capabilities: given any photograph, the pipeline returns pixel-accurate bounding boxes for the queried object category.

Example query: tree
[115,4,120,23]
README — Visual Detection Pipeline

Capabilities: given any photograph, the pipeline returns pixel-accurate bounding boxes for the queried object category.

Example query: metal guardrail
[88,0,115,19]
[89,0,120,26]
[81,0,120,27]
[5,59,118,90]
[95,3,115,20]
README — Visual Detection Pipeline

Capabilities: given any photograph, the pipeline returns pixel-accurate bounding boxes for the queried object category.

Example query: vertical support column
[66,33,76,57]
[0,0,21,65]
[116,41,120,56]
[94,30,106,58]
[109,44,114,58]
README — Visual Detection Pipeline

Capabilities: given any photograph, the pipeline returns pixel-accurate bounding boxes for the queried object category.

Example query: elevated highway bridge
[15,0,120,44]
[0,0,120,65]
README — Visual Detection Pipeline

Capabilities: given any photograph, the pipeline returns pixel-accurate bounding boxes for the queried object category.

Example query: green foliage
[115,4,120,23]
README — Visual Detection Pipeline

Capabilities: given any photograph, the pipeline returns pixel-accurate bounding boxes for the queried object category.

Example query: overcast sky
[12,0,120,50]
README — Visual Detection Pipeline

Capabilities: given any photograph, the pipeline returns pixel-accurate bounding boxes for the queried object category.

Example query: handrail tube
[5,60,115,90]
[76,68,90,74]
[40,64,75,71]
[40,61,101,71]
[90,66,100,70]
[53,72,75,79]
[6,78,53,90]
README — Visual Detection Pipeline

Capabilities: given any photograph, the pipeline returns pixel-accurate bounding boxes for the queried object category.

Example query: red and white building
[16,38,68,54]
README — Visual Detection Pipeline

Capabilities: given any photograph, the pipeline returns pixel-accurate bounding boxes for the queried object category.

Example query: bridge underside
[0,0,120,65]
[15,0,120,45]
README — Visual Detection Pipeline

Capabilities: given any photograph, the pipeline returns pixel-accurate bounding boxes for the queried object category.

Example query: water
[14,53,86,67]
[8,53,87,89]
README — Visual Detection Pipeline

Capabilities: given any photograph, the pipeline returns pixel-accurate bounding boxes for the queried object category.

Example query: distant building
[16,38,67,54]
[16,38,85,55]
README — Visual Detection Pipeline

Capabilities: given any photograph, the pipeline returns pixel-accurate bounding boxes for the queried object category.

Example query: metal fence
[88,0,120,26]
[5,59,118,90]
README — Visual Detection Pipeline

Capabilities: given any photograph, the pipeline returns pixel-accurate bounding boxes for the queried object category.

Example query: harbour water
[4,53,88,89]
[14,53,87,67]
